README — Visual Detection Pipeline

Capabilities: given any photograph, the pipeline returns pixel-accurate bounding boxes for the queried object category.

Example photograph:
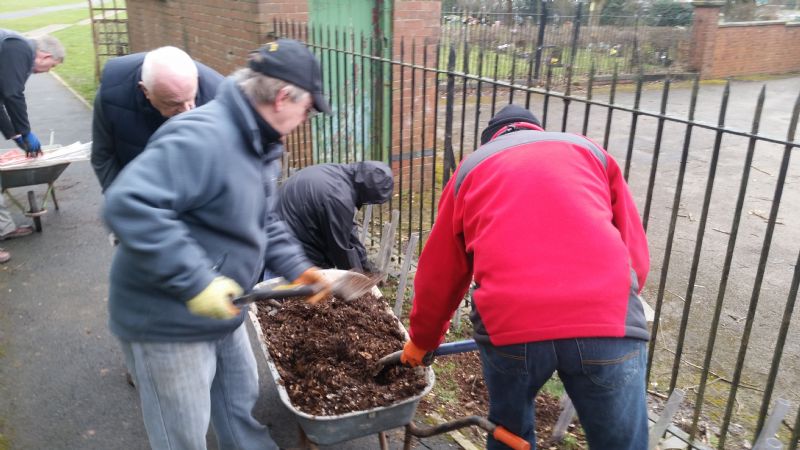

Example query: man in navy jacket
[0,30,64,263]
[91,46,223,192]
[0,29,64,154]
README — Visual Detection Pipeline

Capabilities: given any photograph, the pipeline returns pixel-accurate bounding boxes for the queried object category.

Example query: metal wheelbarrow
[1,161,70,232]
[247,269,530,450]
[0,141,91,232]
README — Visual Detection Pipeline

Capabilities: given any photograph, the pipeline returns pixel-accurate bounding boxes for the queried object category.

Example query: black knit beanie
[480,104,542,145]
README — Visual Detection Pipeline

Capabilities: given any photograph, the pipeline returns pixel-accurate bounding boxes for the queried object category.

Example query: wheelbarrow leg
[298,427,319,450]
[378,431,389,450]
[27,191,42,232]
[49,183,60,211]
[403,425,414,450]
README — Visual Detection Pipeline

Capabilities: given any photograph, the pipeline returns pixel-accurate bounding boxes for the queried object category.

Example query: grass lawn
[52,24,98,103]
[0,8,89,32]
[0,0,84,14]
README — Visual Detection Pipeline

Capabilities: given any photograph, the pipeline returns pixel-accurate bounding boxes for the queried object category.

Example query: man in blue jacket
[91,46,223,192]
[103,39,332,450]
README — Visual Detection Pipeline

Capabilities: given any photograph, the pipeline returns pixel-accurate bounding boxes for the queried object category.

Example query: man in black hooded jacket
[277,161,394,273]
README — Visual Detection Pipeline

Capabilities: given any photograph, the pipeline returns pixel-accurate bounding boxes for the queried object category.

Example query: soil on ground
[256,293,427,416]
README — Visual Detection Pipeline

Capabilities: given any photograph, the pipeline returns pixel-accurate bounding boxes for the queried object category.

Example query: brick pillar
[391,0,442,190]
[689,1,723,78]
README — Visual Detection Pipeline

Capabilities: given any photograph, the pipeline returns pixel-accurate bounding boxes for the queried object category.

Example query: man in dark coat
[277,161,394,273]
[0,29,64,154]
[0,30,65,263]
[91,46,223,191]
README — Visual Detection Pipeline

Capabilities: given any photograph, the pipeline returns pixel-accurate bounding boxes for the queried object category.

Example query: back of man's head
[31,34,65,73]
[480,104,542,145]
[141,46,198,89]
[352,161,394,206]
[140,46,199,118]
[33,35,65,62]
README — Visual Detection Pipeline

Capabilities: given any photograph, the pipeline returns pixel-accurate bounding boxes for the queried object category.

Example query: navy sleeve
[91,92,121,192]
[0,39,33,138]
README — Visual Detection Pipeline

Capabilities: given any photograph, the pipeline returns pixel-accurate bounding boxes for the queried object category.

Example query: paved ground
[0,75,459,450]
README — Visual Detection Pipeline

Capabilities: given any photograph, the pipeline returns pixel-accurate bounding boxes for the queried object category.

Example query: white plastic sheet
[0,141,91,170]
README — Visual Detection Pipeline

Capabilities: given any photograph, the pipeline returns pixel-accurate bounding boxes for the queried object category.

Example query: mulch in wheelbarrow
[256,293,427,416]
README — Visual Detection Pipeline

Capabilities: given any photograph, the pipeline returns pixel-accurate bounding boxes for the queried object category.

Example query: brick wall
[689,1,800,79]
[127,0,309,76]
[127,0,442,183]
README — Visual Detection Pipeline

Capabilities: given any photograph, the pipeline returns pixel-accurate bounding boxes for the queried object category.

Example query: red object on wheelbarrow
[0,143,91,232]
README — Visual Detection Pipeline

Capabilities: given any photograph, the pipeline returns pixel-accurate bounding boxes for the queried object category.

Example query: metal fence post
[393,233,419,317]
[648,389,685,450]
[753,399,791,450]
[533,0,547,81]
[442,46,457,186]
[551,394,576,443]
[378,210,400,278]
[360,204,373,244]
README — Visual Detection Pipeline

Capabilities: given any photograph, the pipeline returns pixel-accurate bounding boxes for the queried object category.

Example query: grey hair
[232,68,309,105]
[141,46,198,90]
[33,35,65,62]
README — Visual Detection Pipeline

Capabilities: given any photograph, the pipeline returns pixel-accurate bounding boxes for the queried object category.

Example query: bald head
[139,46,199,118]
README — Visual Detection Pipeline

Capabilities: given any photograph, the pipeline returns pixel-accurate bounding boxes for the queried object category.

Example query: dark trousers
[478,337,648,450]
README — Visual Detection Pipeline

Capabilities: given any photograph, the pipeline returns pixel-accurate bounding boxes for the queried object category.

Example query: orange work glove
[292,267,331,305]
[400,340,429,367]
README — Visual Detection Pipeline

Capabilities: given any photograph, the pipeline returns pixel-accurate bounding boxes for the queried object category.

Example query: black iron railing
[273,19,800,450]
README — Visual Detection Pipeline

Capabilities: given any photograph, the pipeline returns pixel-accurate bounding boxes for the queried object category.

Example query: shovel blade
[331,271,380,301]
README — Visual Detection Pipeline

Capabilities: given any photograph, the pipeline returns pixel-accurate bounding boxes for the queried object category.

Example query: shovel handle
[232,285,317,306]
[493,426,531,450]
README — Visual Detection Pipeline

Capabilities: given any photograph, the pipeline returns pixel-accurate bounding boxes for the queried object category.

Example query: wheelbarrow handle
[406,416,529,450]
[493,426,531,450]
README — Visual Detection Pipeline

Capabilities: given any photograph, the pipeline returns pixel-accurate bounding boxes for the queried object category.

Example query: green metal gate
[308,0,391,163]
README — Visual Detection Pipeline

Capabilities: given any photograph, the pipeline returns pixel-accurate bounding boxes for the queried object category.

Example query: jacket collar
[215,78,284,162]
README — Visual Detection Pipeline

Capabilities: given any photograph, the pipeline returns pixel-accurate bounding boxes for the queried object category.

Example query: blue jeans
[478,337,648,450]
[120,324,277,450]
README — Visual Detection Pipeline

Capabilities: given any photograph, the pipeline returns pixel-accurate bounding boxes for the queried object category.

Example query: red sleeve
[408,178,473,350]
[606,155,649,292]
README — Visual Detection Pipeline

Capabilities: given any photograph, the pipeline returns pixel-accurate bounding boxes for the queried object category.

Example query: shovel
[232,271,379,307]
[373,339,478,376]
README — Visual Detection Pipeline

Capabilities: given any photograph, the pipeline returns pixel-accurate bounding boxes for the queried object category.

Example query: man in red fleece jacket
[402,104,650,450]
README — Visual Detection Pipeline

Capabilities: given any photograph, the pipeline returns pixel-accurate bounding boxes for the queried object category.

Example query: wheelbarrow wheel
[27,190,42,232]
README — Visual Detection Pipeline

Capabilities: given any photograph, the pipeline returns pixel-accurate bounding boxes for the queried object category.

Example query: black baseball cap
[480,104,542,145]
[248,39,332,114]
